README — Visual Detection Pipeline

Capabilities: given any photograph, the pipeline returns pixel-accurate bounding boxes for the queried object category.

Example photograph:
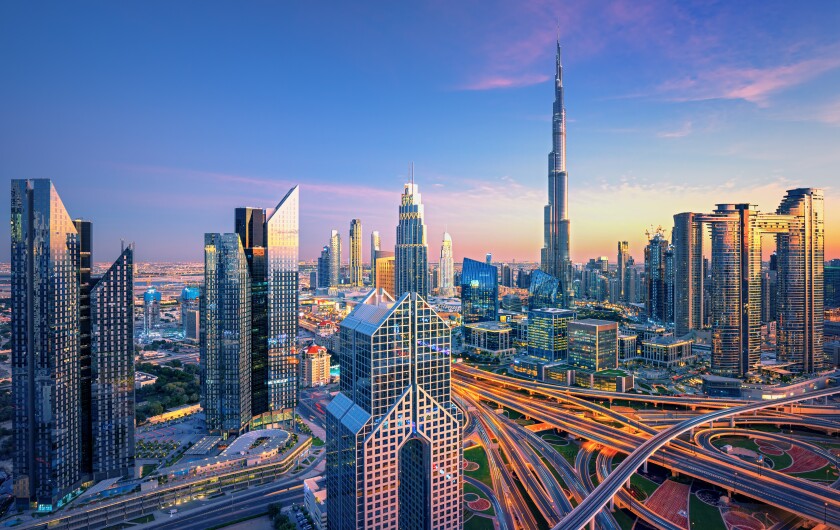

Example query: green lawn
[792,464,840,482]
[464,513,495,530]
[140,464,157,478]
[630,474,659,500]
[464,446,493,488]
[464,482,495,515]
[613,509,636,530]
[689,493,726,530]
[311,436,324,447]
[765,448,793,470]
[712,436,760,452]
[539,433,578,465]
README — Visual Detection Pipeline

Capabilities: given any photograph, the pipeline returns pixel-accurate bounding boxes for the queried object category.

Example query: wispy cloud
[657,121,693,138]
[459,74,550,91]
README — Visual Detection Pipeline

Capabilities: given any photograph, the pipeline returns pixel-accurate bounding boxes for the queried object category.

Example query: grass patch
[712,436,759,452]
[614,509,636,530]
[464,446,493,488]
[311,436,324,447]
[140,464,157,478]
[463,482,494,515]
[630,474,658,500]
[464,514,495,530]
[689,493,726,530]
[791,464,840,481]
[513,477,550,530]
[129,514,155,524]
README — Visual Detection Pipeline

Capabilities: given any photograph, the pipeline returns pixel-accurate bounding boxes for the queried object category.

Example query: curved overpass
[554,384,840,530]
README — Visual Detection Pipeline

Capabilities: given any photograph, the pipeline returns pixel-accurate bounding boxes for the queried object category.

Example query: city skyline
[1,2,838,264]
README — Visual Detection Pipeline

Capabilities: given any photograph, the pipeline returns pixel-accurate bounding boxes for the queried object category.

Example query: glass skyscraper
[528,269,563,310]
[672,212,704,336]
[202,233,252,435]
[395,174,429,298]
[349,219,363,286]
[329,229,342,287]
[266,186,300,414]
[460,257,499,327]
[12,179,135,510]
[567,319,619,372]
[326,290,461,530]
[644,231,669,324]
[616,241,629,302]
[370,230,381,285]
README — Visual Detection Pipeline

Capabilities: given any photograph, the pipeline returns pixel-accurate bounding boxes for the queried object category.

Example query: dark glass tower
[202,233,252,435]
[460,258,499,327]
[645,231,669,323]
[326,290,461,529]
[74,219,93,476]
[90,246,135,479]
[541,41,573,308]
[12,179,81,509]
[528,269,563,310]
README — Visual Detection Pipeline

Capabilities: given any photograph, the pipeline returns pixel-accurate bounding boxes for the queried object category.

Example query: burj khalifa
[541,41,574,307]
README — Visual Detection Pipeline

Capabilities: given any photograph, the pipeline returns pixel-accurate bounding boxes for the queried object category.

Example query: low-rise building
[568,319,619,372]
[135,371,158,389]
[463,321,516,359]
[618,334,638,363]
[301,345,331,387]
[701,375,742,398]
[304,476,328,530]
[640,336,696,368]
[577,369,634,392]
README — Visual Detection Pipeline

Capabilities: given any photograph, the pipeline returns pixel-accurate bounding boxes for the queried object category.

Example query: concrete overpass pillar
[626,478,631,489]
[730,417,735,428]
[610,497,615,511]
[643,461,648,473]
[589,517,596,530]
[689,427,694,437]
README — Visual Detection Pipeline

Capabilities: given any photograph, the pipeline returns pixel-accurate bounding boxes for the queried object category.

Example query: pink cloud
[460,73,550,91]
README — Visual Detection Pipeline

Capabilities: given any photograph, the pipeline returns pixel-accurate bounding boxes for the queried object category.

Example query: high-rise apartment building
[461,258,499,327]
[617,241,629,302]
[644,230,669,323]
[89,246,135,480]
[370,230,381,285]
[317,246,331,289]
[672,213,704,336]
[181,285,201,337]
[202,233,252,436]
[541,42,574,308]
[326,290,461,530]
[266,187,300,414]
[329,229,342,287]
[349,219,363,286]
[374,250,396,296]
[439,232,454,297]
[395,174,429,298]
[12,179,135,510]
[301,345,331,388]
[527,308,576,361]
[143,286,161,336]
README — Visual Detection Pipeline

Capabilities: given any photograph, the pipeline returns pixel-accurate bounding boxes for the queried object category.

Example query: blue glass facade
[460,258,499,328]
[528,269,563,310]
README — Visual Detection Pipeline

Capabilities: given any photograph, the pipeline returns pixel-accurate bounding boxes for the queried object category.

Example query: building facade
[370,230,381,285]
[329,229,342,287]
[349,219,363,286]
[143,286,161,337]
[374,250,396,296]
[672,212,704,336]
[528,269,563,310]
[527,308,576,361]
[460,257,499,327]
[395,176,429,298]
[326,290,461,530]
[644,230,669,324]
[301,345,331,387]
[202,233,252,436]
[567,319,619,373]
[439,232,454,297]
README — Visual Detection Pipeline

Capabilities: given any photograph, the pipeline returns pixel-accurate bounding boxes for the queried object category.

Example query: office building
[395,172,429,298]
[527,308,576,361]
[326,290,461,530]
[567,319,618,372]
[370,230,381,285]
[644,230,669,323]
[617,241,629,302]
[143,286,161,336]
[461,257,499,327]
[528,269,563,310]
[349,219,362,286]
[501,293,523,312]
[181,285,201,337]
[12,179,135,510]
[672,212,704,336]
[329,229,342,287]
[266,187,300,414]
[640,336,696,369]
[374,250,396,296]
[301,345,331,387]
[541,41,574,309]
[826,261,840,309]
[439,232,454,297]
[317,246,331,289]
[235,207,266,249]
[202,233,252,436]
[89,246,135,480]
[463,321,516,359]
[184,308,200,340]
[618,334,638,363]
[305,477,328,530]
[517,269,531,289]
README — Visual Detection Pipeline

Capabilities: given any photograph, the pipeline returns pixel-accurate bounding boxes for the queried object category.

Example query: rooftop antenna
[410,162,415,186]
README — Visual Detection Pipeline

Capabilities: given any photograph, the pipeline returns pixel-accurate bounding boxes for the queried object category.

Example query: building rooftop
[572,318,618,328]
[530,307,576,316]
[464,321,512,332]
[643,335,692,346]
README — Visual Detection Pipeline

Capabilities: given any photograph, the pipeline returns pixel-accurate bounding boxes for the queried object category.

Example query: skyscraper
[326,290,461,530]
[439,232,454,297]
[528,308,576,361]
[180,286,201,339]
[370,230,381,285]
[143,286,161,336]
[317,246,331,289]
[202,233,252,436]
[266,186,300,414]
[528,269,563,310]
[672,213,704,336]
[775,188,825,372]
[12,179,135,509]
[349,219,363,286]
[541,41,573,308]
[374,250,396,296]
[461,258,499,327]
[329,229,342,287]
[617,241,629,302]
[235,207,269,417]
[644,230,669,323]
[395,173,429,298]
[89,245,135,480]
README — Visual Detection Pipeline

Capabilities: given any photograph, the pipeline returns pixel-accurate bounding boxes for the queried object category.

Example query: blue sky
[1,1,838,264]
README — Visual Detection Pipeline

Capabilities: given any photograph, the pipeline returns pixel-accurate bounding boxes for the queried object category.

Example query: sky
[1,1,839,265]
